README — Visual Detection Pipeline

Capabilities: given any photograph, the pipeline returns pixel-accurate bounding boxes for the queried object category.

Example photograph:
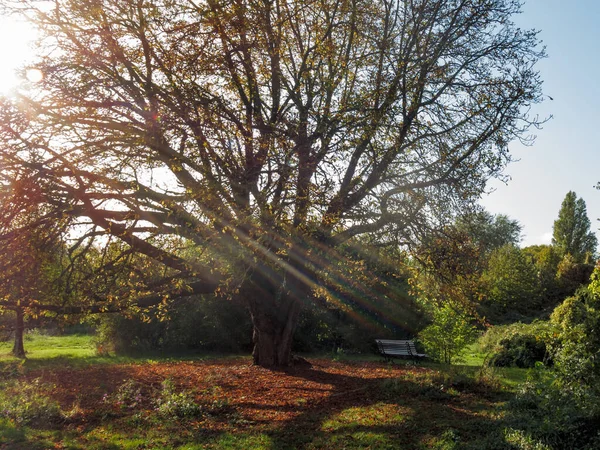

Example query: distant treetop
[552,191,597,263]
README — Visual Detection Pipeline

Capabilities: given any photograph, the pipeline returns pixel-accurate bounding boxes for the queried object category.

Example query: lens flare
[26,68,43,83]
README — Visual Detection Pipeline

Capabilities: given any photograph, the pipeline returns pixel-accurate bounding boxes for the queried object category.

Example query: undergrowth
[0,378,63,426]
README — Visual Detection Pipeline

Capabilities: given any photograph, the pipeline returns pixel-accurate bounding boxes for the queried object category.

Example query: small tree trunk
[12,307,26,358]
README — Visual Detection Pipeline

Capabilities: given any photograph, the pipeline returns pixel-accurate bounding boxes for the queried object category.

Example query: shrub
[0,378,63,425]
[502,281,600,450]
[95,295,253,354]
[154,379,203,419]
[549,286,600,389]
[550,284,600,401]
[418,304,478,364]
[153,379,227,420]
[103,379,144,411]
[479,321,556,368]
[506,368,600,449]
[491,335,548,368]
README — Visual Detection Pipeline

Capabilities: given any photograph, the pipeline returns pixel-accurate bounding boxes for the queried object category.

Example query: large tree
[552,191,597,263]
[0,0,544,366]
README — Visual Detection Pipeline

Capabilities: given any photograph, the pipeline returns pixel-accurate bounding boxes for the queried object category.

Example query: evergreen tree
[552,192,598,263]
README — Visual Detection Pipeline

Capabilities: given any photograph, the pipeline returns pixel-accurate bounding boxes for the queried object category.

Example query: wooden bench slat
[375,339,426,360]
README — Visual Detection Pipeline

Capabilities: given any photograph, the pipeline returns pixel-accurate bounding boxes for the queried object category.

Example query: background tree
[0,0,544,366]
[552,191,598,263]
[456,211,522,257]
[413,225,483,310]
[480,244,541,320]
[521,244,562,305]
[413,210,522,317]
[0,177,70,357]
[554,253,595,299]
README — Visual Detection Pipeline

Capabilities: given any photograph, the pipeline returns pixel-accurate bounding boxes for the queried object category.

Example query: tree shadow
[1,358,515,449]
[235,361,513,449]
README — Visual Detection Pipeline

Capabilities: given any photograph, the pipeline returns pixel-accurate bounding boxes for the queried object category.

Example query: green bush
[95,295,253,354]
[491,335,549,368]
[0,378,63,425]
[502,279,600,449]
[418,304,478,364]
[154,379,203,419]
[103,379,144,411]
[153,379,227,420]
[479,321,556,368]
[550,287,600,389]
[506,368,600,449]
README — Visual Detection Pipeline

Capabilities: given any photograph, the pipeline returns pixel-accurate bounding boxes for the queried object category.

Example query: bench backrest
[376,339,417,356]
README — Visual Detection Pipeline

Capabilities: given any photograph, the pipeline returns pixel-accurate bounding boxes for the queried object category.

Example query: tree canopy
[456,211,522,256]
[481,244,540,314]
[0,0,544,366]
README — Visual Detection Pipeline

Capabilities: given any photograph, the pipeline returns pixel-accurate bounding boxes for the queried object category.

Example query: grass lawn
[0,333,536,449]
[1,333,96,360]
[0,333,137,372]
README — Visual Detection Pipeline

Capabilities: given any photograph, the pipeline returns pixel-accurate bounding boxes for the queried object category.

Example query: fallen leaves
[26,358,420,430]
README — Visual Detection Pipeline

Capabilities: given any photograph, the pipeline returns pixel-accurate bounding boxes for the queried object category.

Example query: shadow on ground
[1,358,516,449]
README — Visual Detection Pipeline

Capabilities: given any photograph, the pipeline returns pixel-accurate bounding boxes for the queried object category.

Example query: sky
[480,0,600,247]
[0,1,598,248]
[0,18,34,92]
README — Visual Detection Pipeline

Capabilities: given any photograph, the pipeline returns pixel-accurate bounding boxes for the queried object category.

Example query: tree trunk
[251,298,301,367]
[245,270,303,368]
[11,307,26,358]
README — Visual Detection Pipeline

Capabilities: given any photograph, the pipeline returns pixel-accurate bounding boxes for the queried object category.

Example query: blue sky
[480,0,600,247]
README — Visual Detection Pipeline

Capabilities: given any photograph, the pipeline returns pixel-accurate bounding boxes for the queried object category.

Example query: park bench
[375,339,426,361]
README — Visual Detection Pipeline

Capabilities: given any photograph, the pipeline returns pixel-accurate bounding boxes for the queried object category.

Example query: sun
[0,15,39,95]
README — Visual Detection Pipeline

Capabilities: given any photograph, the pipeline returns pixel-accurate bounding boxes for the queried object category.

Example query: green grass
[0,331,251,373]
[312,341,529,388]
[453,342,529,388]
[0,332,138,372]
[0,332,95,357]
[461,341,488,366]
